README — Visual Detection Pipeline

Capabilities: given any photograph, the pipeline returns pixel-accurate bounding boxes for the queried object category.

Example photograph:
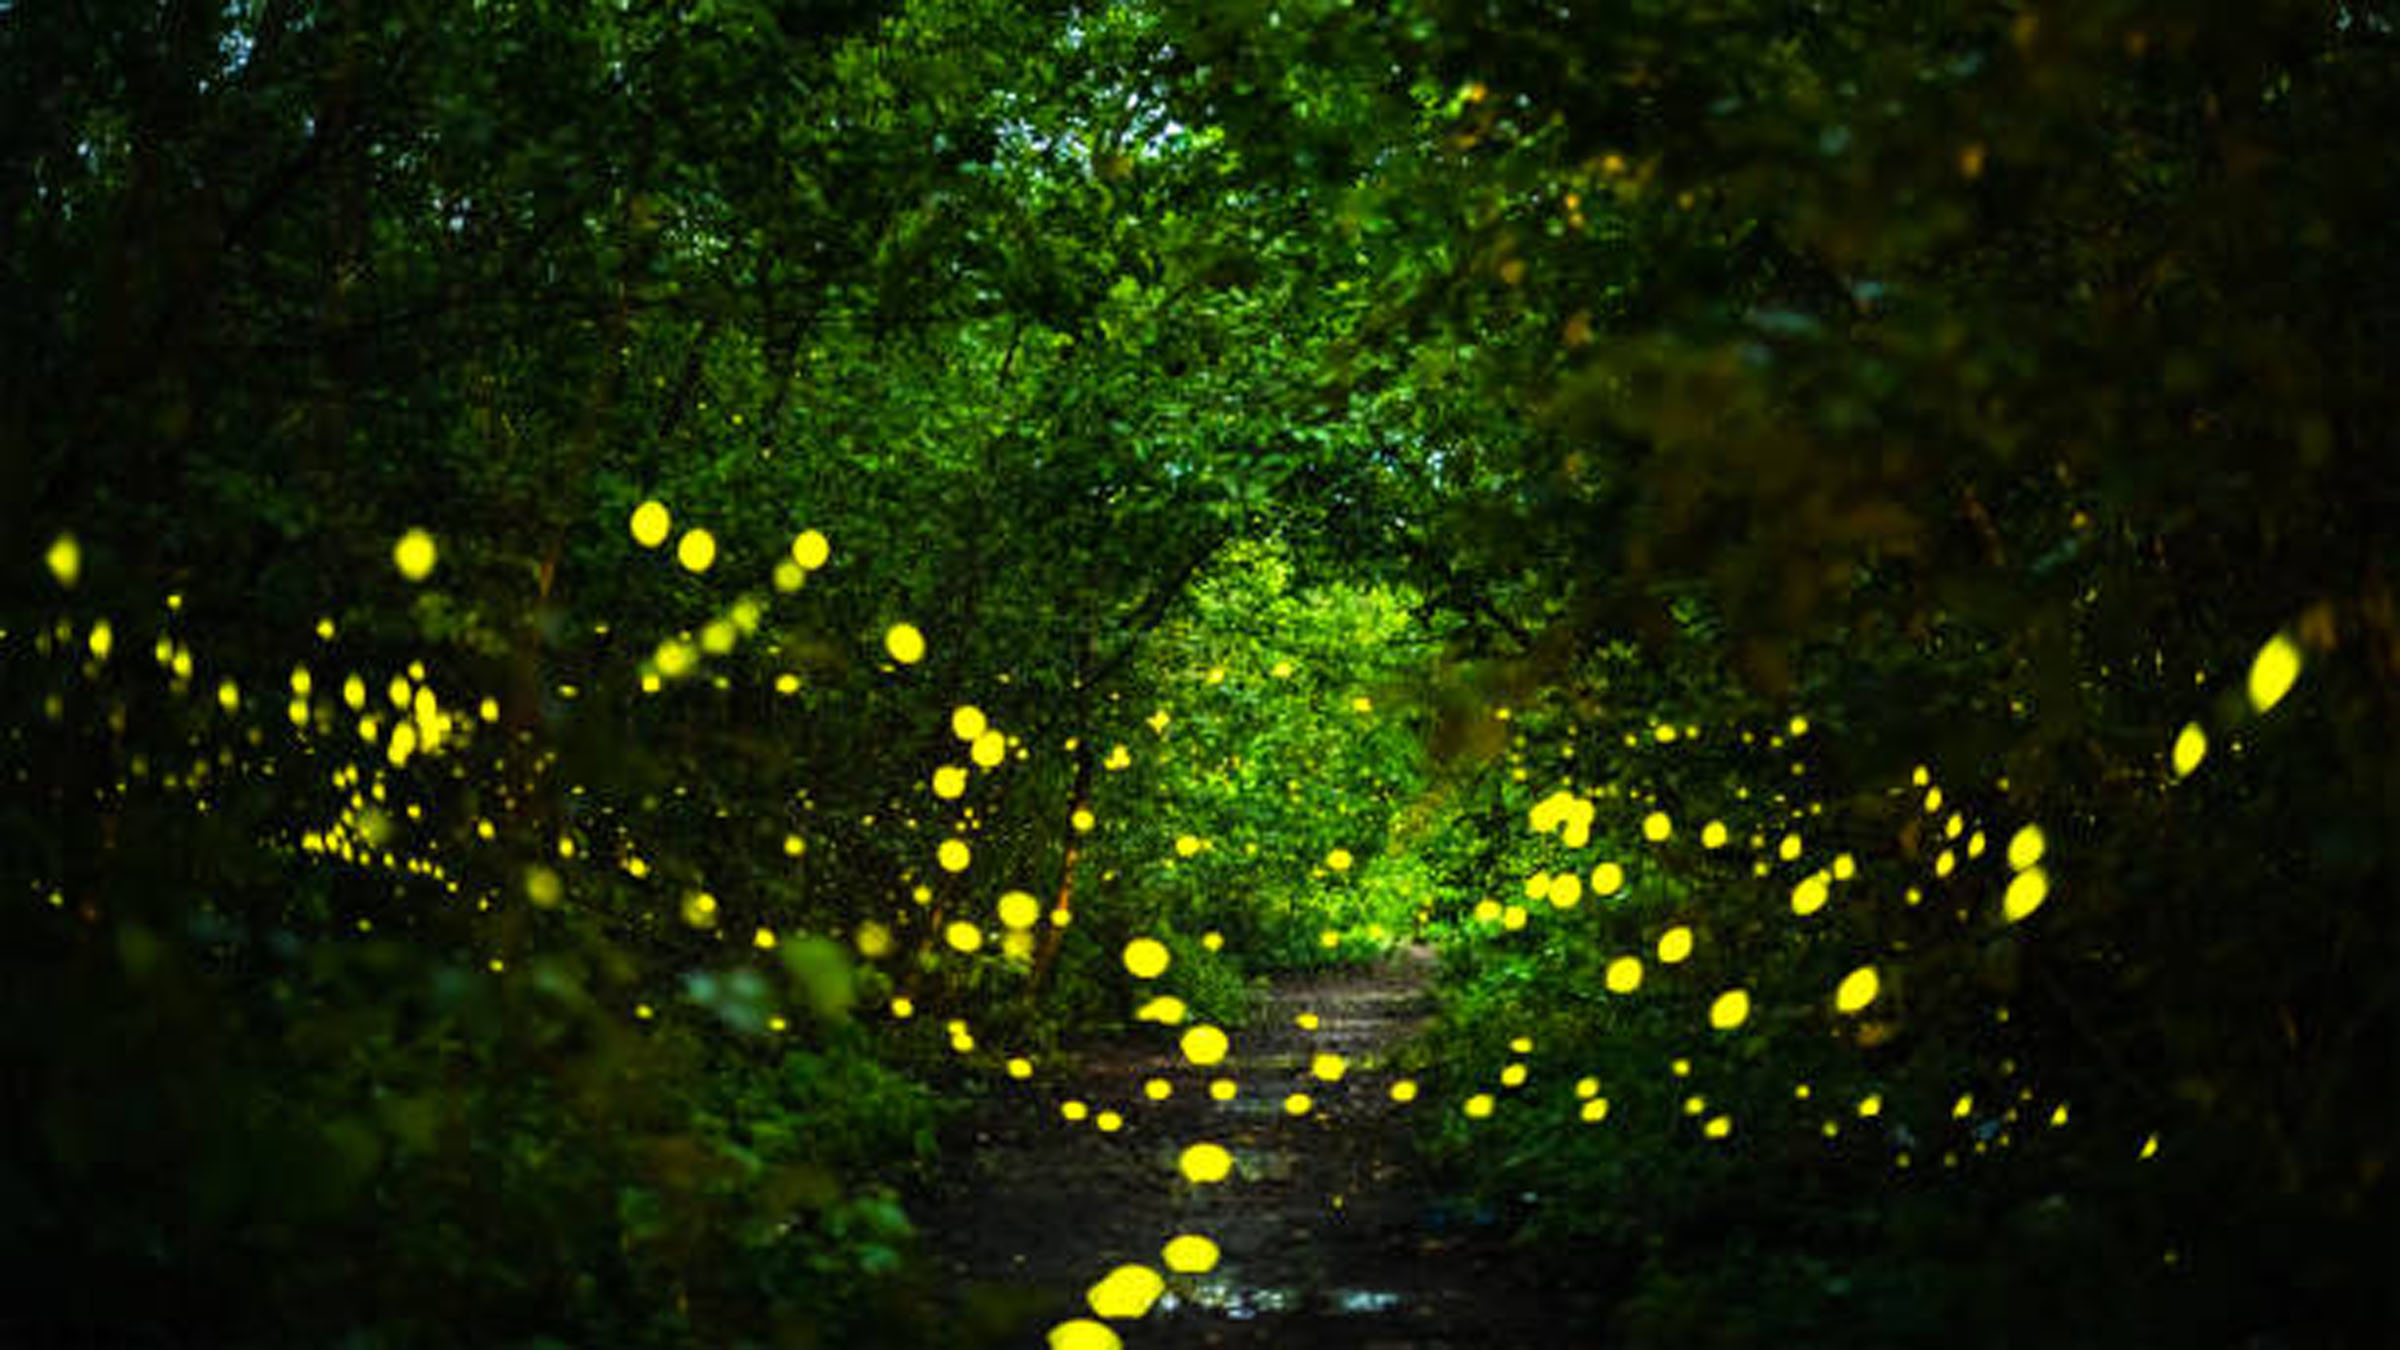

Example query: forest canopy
[4,0,2395,1346]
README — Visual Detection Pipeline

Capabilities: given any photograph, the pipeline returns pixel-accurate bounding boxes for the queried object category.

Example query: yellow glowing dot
[1122,937,1170,979]
[1086,1264,1165,1321]
[889,996,915,1019]
[681,891,718,928]
[44,532,82,588]
[1709,988,1752,1030]
[971,729,1006,769]
[885,623,926,665]
[1311,1053,1347,1082]
[1135,995,1187,1024]
[1952,1094,1974,1118]
[1499,1063,1528,1088]
[1924,786,1944,813]
[2005,824,2046,872]
[997,891,1041,929]
[1832,853,1857,880]
[1007,1057,1033,1080]
[1071,807,1096,832]
[1162,1234,1220,1274]
[392,529,437,581]
[856,922,893,958]
[1858,1093,1883,1118]
[1777,832,1803,862]
[1463,1093,1495,1119]
[1701,820,1728,849]
[2050,1103,2070,1127]
[1048,1321,1121,1350]
[1591,861,1625,896]
[1175,833,1203,858]
[944,921,983,953]
[1180,1025,1229,1066]
[2002,866,2050,923]
[1835,965,1880,1014]
[1094,1111,1121,1132]
[1390,1079,1419,1103]
[753,926,778,951]
[1641,811,1672,842]
[1325,847,1353,872]
[1180,1142,1234,1183]
[1605,956,1644,993]
[1789,715,1810,736]
[948,705,990,743]
[2248,631,2301,713]
[674,528,715,573]
[1284,1093,1314,1116]
[1144,1078,1172,1101]
[629,500,671,548]
[2139,1133,2159,1160]
[1790,872,1831,917]
[1509,1036,1533,1053]
[1210,1079,1237,1101]
[937,838,971,873]
[523,865,563,908]
[1295,1011,1319,1030]
[2172,722,2207,777]
[1656,926,1694,964]
[931,765,967,799]
[1548,872,1583,908]
[1581,1098,1610,1122]
[1704,1115,1733,1139]
[1202,931,1223,950]
[1060,1100,1088,1122]
[791,529,831,571]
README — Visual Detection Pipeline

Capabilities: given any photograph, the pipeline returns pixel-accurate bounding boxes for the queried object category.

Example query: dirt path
[919,947,1593,1347]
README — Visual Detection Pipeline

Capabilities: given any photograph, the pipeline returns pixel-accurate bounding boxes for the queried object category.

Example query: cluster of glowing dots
[2002,823,2050,923]
[1528,789,1597,848]
[2173,630,2303,780]
[1045,1230,1222,1348]
[37,506,2230,1295]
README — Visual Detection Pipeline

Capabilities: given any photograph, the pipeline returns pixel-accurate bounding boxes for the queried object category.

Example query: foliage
[4,0,2396,1345]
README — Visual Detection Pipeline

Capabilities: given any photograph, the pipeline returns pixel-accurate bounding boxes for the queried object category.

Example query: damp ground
[917,946,1611,1348]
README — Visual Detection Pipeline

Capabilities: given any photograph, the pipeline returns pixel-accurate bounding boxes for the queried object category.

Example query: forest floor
[918,946,1612,1348]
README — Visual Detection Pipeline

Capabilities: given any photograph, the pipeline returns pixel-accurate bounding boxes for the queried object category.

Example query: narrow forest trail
[921,948,1605,1348]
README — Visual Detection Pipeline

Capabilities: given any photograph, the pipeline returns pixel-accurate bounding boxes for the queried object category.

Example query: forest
[3,0,2395,1346]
